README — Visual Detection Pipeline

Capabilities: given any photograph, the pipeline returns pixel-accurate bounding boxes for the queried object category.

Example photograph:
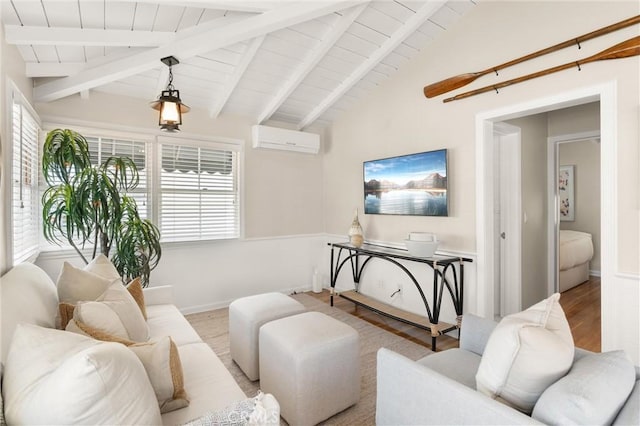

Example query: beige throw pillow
[127,277,148,319]
[64,322,189,414]
[129,336,190,413]
[475,293,574,413]
[56,261,114,306]
[58,302,76,329]
[3,324,161,425]
[85,254,121,280]
[66,318,137,345]
[67,282,150,342]
[59,277,147,328]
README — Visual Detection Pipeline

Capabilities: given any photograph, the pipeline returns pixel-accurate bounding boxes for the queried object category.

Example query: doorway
[548,128,601,294]
[475,82,615,341]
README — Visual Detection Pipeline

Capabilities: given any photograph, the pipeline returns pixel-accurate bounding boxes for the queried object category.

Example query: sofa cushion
[532,350,636,425]
[146,304,203,346]
[3,324,161,425]
[476,293,574,413]
[70,282,150,342]
[613,378,640,425]
[160,343,247,425]
[129,336,190,413]
[417,348,482,390]
[1,263,59,364]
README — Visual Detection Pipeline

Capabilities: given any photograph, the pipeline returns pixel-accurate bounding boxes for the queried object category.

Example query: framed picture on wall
[363,149,448,216]
[559,165,575,221]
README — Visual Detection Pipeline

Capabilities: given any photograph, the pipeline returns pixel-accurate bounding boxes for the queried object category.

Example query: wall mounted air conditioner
[251,125,320,154]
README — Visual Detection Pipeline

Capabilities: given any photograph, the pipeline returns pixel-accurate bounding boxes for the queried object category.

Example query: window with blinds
[160,143,239,242]
[11,101,40,263]
[86,136,148,218]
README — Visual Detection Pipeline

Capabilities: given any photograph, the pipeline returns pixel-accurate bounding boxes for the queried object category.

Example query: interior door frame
[475,81,615,320]
[547,130,601,295]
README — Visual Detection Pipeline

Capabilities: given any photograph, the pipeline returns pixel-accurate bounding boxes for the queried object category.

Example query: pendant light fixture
[150,56,190,132]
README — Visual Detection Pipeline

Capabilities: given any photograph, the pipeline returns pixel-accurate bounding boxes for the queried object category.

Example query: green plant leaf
[42,128,161,280]
[42,129,91,185]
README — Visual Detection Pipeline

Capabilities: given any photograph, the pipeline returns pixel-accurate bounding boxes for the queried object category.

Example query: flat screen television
[363,149,448,216]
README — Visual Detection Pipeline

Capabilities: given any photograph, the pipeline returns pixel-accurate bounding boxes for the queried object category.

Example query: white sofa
[377,314,640,425]
[1,262,250,425]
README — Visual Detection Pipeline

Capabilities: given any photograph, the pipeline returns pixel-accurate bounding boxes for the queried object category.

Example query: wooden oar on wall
[442,36,640,103]
[423,14,640,98]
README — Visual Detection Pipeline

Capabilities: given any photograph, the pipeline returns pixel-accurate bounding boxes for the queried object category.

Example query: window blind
[86,136,148,218]
[12,101,40,263]
[160,143,239,242]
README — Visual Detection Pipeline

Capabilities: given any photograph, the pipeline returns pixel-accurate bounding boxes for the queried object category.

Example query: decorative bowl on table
[404,233,439,257]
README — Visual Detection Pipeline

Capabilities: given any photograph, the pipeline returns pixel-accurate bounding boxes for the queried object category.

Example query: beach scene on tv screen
[364,150,447,216]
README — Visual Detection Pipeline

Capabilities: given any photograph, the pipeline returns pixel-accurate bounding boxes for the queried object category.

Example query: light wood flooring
[308,276,601,353]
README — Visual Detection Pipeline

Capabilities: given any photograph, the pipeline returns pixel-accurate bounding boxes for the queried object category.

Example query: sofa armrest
[459,314,498,356]
[376,348,540,425]
[142,285,174,306]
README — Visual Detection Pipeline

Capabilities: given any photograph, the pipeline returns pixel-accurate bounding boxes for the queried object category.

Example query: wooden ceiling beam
[210,35,265,119]
[34,1,365,103]
[26,62,85,77]
[5,26,175,47]
[297,0,447,130]
[111,0,279,13]
[25,47,148,77]
[257,3,367,125]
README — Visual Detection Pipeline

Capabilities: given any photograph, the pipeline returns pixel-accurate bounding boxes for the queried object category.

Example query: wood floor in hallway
[308,276,601,352]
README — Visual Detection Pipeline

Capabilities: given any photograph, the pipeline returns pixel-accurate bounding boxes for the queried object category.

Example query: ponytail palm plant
[42,128,161,285]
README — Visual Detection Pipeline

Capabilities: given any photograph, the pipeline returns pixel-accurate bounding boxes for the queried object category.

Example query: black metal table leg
[330,245,335,306]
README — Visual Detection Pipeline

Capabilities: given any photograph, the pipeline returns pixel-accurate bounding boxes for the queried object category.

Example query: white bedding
[559,230,594,271]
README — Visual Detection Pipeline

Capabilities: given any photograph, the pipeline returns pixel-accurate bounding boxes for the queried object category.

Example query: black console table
[328,242,472,351]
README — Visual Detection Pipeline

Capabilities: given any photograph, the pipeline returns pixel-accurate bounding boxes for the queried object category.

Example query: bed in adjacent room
[559,230,594,292]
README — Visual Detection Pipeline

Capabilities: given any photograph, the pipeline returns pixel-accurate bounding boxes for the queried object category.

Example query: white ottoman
[229,292,305,381]
[259,312,360,425]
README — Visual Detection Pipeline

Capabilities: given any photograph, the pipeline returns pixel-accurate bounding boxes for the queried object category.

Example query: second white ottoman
[229,292,305,381]
[259,311,360,425]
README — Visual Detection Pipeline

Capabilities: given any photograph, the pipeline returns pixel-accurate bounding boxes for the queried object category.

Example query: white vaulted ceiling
[3,0,476,130]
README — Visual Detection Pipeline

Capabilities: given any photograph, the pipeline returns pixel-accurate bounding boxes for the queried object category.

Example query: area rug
[186,293,432,425]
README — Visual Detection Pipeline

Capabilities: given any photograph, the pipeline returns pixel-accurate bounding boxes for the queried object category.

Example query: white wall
[36,234,326,312]
[325,1,639,362]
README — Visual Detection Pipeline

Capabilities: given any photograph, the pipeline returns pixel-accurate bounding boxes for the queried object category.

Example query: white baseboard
[589,270,601,277]
[178,285,312,315]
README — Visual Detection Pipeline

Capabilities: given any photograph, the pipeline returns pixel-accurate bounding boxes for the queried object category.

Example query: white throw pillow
[532,350,636,425]
[56,261,114,305]
[129,336,190,413]
[3,324,162,425]
[85,253,122,280]
[68,282,150,342]
[476,293,574,413]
